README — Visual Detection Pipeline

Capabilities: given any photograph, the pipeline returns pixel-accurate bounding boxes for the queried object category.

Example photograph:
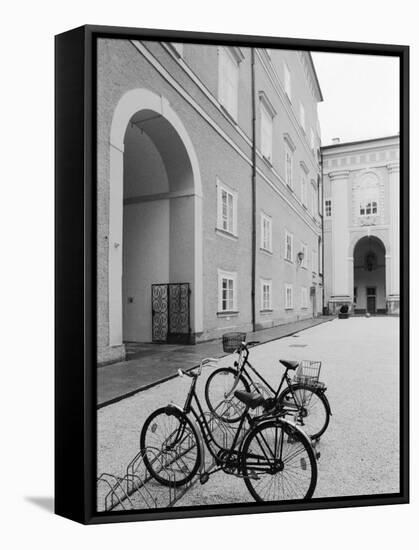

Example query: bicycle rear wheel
[241,419,317,502]
[278,384,330,440]
[140,407,201,487]
[205,367,250,423]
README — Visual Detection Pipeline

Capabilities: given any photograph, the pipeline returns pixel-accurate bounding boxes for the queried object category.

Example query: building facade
[322,135,400,316]
[97,39,323,364]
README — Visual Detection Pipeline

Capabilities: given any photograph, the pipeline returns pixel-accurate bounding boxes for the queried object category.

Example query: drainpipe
[320,153,326,314]
[251,48,257,333]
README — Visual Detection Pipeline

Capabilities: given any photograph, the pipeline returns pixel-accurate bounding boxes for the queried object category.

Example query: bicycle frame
[232,346,292,399]
[181,372,251,463]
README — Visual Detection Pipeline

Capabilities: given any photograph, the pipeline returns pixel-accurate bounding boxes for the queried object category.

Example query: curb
[97,317,334,409]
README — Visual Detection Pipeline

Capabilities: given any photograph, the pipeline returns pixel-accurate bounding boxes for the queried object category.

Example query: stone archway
[353,236,386,314]
[108,89,203,346]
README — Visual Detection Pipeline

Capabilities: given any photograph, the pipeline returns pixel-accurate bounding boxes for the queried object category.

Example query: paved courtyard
[97,316,400,510]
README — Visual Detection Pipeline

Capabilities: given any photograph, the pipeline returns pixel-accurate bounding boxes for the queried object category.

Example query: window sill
[284,258,294,265]
[285,307,294,311]
[260,309,273,315]
[260,247,273,256]
[217,310,239,318]
[215,227,238,240]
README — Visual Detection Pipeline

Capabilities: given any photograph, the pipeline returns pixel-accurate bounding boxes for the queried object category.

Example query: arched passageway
[353,236,386,314]
[108,89,203,347]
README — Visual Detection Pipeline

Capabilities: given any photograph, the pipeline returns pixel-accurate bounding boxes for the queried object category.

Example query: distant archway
[108,89,203,345]
[353,236,386,314]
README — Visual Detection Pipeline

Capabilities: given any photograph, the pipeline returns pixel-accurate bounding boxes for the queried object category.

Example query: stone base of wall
[97,344,126,366]
[387,295,400,315]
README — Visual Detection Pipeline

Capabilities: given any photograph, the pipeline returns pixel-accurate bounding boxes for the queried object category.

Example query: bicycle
[204,333,331,441]
[140,358,318,503]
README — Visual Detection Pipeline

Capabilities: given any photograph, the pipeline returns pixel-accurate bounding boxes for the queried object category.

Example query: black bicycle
[140,358,318,503]
[205,333,331,440]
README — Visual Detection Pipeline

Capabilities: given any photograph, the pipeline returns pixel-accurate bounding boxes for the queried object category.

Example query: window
[301,287,308,309]
[312,249,318,273]
[284,62,291,100]
[218,47,240,120]
[260,102,273,162]
[260,279,272,310]
[301,243,308,268]
[301,173,307,207]
[325,199,332,217]
[171,43,184,57]
[310,182,317,216]
[216,180,237,236]
[259,92,276,163]
[260,213,272,252]
[360,200,378,216]
[285,231,293,262]
[310,128,315,152]
[299,102,306,132]
[356,173,380,217]
[285,144,293,188]
[285,284,293,309]
[218,270,237,312]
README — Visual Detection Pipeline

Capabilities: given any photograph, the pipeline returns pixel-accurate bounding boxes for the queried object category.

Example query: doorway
[366,287,376,314]
[353,236,386,314]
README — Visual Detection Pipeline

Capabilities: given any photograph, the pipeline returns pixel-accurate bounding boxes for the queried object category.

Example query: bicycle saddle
[234,390,265,410]
[279,360,300,370]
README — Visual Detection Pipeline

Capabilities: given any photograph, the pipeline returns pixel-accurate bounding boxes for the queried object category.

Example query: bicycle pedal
[199,472,210,484]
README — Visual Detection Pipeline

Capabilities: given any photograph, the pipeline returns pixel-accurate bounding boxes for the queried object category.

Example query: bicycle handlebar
[178,358,219,379]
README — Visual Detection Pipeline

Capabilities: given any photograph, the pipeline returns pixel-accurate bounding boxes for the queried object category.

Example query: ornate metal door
[151,283,191,343]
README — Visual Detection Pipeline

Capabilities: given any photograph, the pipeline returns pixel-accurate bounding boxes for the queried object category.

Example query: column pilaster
[387,161,400,314]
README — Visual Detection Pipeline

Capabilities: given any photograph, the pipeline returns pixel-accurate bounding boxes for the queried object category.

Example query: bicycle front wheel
[205,367,250,423]
[241,419,317,502]
[278,384,330,440]
[140,407,201,487]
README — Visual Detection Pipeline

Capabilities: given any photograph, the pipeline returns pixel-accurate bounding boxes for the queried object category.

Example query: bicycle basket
[222,332,246,353]
[294,360,322,386]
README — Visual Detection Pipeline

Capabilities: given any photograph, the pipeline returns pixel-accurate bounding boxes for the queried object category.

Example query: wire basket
[294,360,322,386]
[222,332,246,353]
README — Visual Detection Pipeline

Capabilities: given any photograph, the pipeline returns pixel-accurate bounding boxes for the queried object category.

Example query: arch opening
[123,110,195,343]
[108,89,203,349]
[353,236,386,314]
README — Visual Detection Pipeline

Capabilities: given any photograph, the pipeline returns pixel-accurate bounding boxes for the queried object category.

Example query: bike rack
[97,409,244,512]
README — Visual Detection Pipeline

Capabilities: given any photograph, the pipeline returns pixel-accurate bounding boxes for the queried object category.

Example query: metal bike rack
[97,410,239,512]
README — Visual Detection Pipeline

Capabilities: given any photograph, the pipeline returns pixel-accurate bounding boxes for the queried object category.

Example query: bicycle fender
[288,383,332,416]
[164,404,184,416]
[322,393,332,416]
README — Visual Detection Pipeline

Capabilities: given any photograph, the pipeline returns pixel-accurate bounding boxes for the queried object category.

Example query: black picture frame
[55,24,409,525]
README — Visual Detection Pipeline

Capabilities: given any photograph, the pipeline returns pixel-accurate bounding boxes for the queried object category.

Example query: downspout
[320,153,326,314]
[251,48,257,332]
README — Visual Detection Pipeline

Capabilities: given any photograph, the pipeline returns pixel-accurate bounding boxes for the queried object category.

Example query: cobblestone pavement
[97,316,399,510]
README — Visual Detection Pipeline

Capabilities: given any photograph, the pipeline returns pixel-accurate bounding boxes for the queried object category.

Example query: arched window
[357,173,379,217]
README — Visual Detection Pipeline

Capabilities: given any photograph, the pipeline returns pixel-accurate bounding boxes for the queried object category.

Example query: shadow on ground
[25,496,54,514]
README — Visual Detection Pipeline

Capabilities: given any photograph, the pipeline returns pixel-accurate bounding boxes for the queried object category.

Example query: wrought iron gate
[151,283,191,344]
